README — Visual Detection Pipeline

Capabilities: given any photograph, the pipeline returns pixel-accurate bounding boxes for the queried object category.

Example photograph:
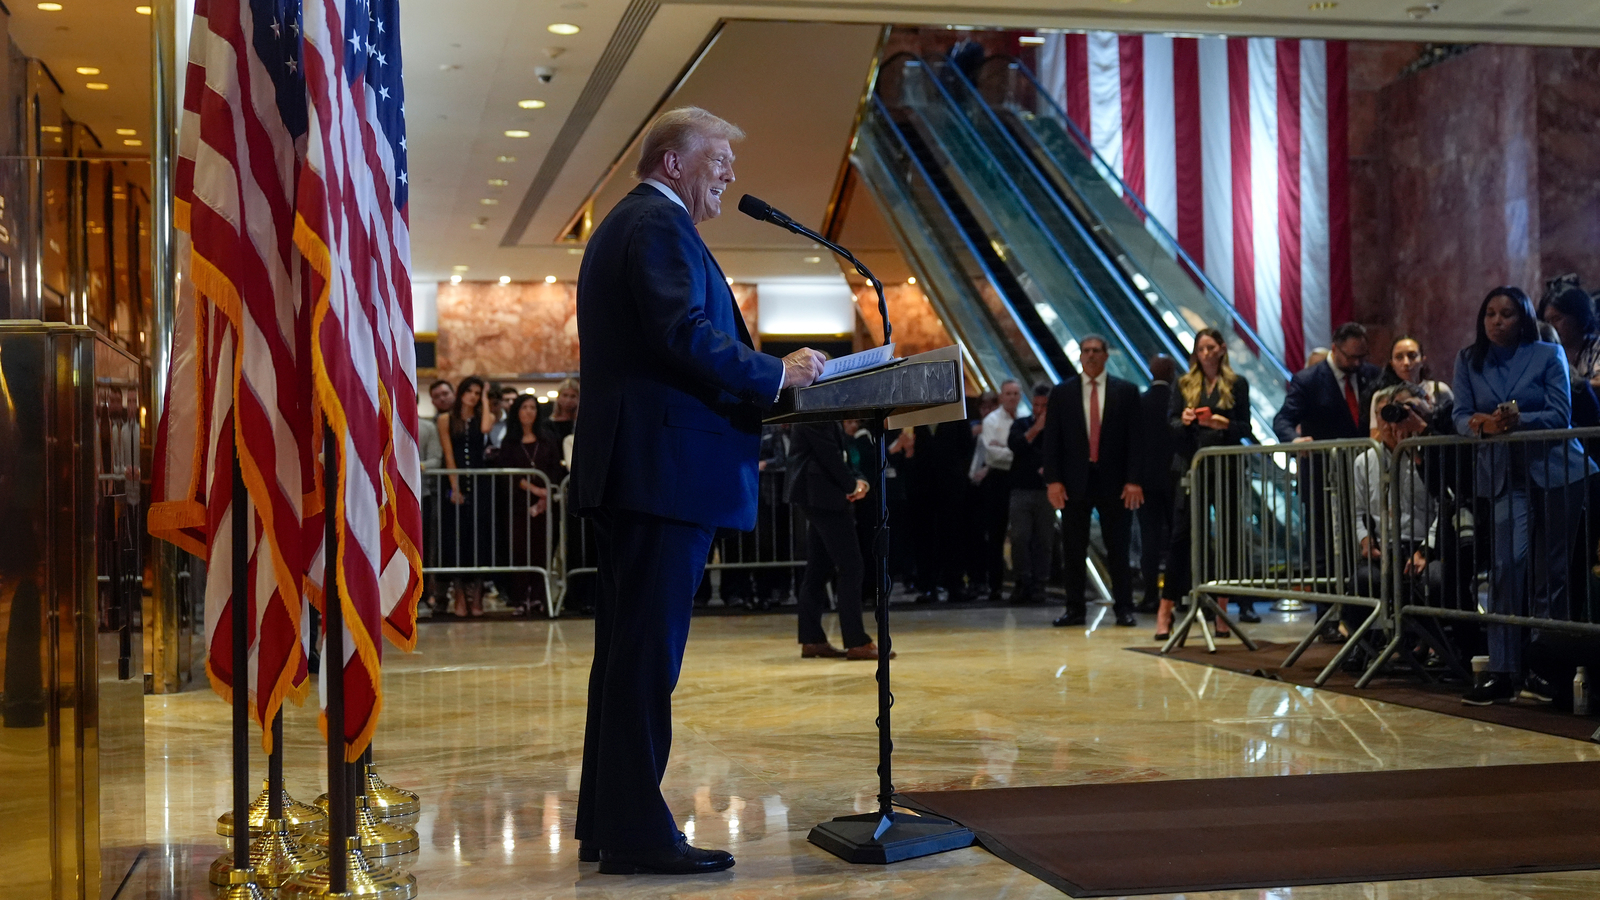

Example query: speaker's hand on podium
[781,348,826,388]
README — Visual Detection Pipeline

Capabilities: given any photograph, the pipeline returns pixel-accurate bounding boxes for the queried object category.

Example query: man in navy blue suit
[1272,322,1382,640]
[570,107,825,875]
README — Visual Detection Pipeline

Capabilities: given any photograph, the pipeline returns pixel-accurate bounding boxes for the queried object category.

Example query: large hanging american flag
[1038,32,1351,370]
[297,0,423,759]
[149,0,318,751]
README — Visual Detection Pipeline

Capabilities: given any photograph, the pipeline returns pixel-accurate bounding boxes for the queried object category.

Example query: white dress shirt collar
[642,178,688,212]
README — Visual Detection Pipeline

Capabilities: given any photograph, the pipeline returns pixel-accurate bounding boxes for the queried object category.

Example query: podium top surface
[763,357,963,425]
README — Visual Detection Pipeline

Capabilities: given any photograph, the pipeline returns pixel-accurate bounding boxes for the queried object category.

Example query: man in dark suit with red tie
[570,107,825,875]
[1042,335,1145,628]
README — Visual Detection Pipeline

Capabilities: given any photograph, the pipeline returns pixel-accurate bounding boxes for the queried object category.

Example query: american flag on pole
[297,0,422,759]
[148,0,318,751]
[1038,32,1352,370]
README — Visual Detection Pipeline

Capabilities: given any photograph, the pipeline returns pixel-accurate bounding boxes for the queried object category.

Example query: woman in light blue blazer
[1452,286,1595,706]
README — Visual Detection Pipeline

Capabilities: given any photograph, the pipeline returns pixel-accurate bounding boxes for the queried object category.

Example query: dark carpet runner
[899,762,1600,897]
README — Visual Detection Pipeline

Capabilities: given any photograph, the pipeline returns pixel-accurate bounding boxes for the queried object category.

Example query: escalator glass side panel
[852,103,1053,393]
[973,57,1291,441]
[878,56,1146,386]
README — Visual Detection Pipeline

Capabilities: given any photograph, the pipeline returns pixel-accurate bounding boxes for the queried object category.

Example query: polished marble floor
[135,605,1600,899]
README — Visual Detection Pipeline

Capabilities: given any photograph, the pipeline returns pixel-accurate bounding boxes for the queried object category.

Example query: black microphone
[737,194,797,230]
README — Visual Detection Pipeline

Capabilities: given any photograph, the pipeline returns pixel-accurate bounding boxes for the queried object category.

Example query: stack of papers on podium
[815,344,896,383]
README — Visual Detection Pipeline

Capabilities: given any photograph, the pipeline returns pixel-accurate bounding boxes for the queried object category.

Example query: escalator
[966,54,1294,438]
[852,52,1292,441]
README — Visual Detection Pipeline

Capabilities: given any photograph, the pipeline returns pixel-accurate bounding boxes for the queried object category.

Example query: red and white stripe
[1042,32,1350,369]
[297,0,421,760]
[150,0,313,751]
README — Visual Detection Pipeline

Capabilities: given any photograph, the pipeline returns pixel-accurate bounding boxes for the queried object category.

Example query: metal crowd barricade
[554,470,810,614]
[1372,426,1600,684]
[1162,438,1388,686]
[421,467,557,616]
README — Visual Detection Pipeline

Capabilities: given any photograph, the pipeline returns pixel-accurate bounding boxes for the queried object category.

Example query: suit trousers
[1008,488,1054,596]
[1062,468,1134,616]
[575,507,715,851]
[796,505,871,648]
[1488,481,1584,675]
[1137,487,1174,603]
[980,469,1012,591]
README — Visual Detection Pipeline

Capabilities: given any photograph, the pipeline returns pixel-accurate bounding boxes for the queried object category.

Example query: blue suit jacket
[1272,360,1382,442]
[1451,341,1593,493]
[571,185,785,530]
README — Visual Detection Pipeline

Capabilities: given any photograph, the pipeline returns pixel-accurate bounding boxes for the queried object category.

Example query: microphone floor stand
[804,260,974,864]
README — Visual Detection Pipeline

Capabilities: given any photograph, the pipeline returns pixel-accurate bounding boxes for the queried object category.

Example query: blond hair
[1178,327,1239,410]
[635,107,745,179]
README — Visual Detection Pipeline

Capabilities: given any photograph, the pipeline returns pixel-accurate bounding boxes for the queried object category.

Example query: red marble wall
[435,281,759,382]
[852,283,953,360]
[1344,43,1600,382]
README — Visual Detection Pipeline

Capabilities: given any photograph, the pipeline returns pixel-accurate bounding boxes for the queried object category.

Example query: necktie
[1088,379,1101,463]
[1343,374,1360,426]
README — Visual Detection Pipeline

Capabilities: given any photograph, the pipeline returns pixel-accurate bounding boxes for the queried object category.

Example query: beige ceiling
[9,0,1600,284]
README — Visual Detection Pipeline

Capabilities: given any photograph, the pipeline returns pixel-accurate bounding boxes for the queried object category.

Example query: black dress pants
[1137,487,1174,604]
[980,469,1012,591]
[574,507,715,852]
[1061,468,1134,617]
[796,505,871,648]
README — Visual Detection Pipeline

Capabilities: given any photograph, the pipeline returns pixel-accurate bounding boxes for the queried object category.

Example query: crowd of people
[417,274,1600,706]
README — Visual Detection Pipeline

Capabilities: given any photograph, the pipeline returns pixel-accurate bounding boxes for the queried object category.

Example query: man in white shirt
[976,381,1021,597]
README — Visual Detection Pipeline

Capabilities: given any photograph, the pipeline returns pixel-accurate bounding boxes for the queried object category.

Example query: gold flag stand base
[316,766,421,820]
[279,839,416,900]
[220,780,330,837]
[215,867,271,899]
[210,818,331,888]
[308,796,419,858]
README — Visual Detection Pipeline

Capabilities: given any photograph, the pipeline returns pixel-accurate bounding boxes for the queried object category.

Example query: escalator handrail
[882,55,1152,382]
[932,54,1189,370]
[860,96,1062,385]
[986,54,1293,384]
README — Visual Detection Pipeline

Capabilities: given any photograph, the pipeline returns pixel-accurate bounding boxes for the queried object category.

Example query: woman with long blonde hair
[1159,328,1252,638]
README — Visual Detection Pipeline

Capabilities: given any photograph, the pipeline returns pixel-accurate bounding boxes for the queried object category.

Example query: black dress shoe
[1236,607,1262,624]
[598,835,734,875]
[1052,611,1087,627]
[1463,673,1518,706]
[1520,671,1555,703]
[1114,611,1138,627]
[579,843,599,863]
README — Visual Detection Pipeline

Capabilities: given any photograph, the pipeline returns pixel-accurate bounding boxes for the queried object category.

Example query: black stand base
[808,811,974,864]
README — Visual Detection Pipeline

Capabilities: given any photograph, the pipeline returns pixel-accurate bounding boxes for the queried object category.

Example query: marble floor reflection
[134,605,1600,899]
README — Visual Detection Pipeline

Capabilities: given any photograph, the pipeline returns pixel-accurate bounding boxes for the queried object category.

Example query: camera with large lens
[1379,401,1413,424]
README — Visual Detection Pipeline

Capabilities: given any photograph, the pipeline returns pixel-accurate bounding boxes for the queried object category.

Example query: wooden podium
[765,345,976,864]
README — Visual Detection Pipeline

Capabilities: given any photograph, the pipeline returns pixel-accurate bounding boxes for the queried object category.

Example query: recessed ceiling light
[496,155,516,163]
[518,99,546,109]
[38,2,63,10]
[725,277,734,286]
[76,66,100,75]
[1405,3,1438,18]
[480,198,498,205]
[544,275,557,284]
[504,129,530,138]
[499,275,511,285]
[452,264,469,271]
[136,4,151,12]
[40,125,62,133]
[907,276,917,285]
[547,23,580,35]
[123,139,142,146]
[450,274,462,284]
[115,128,137,135]
[1018,36,1045,45]
[86,82,110,90]
[470,219,488,229]
[487,178,508,186]
[1206,0,1240,6]
[1308,0,1336,8]
[802,256,822,263]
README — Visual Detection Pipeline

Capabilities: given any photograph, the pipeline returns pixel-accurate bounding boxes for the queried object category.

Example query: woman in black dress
[1159,328,1252,639]
[438,375,495,616]
[500,395,562,615]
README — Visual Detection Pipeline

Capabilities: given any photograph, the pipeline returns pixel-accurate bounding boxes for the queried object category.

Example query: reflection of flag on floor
[148,0,317,751]
[1038,33,1351,369]
[298,0,422,759]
